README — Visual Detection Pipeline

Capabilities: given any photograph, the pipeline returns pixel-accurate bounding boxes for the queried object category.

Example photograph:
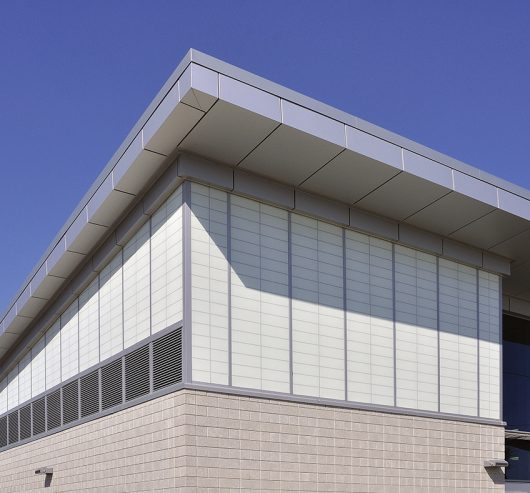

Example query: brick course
[0,389,505,492]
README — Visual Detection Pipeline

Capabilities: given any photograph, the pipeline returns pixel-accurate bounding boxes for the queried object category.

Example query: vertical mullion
[392,243,397,407]
[288,212,293,395]
[436,257,441,413]
[476,269,480,418]
[227,193,232,387]
[498,275,503,421]
[182,181,192,384]
[343,228,347,402]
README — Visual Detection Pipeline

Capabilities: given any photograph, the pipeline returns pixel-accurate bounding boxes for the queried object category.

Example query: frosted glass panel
[123,222,151,348]
[230,196,290,393]
[100,253,123,361]
[7,367,18,410]
[439,259,477,416]
[18,353,32,405]
[79,278,99,371]
[151,187,183,333]
[346,231,394,406]
[31,337,46,398]
[479,271,500,419]
[45,321,61,390]
[191,183,229,384]
[395,245,438,411]
[291,214,344,400]
[61,301,79,381]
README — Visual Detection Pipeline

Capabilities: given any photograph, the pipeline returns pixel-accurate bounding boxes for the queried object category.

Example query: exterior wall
[189,182,502,421]
[0,391,190,492]
[0,388,505,492]
[187,389,506,492]
[0,186,183,420]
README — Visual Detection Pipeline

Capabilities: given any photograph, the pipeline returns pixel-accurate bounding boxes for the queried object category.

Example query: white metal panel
[479,271,501,420]
[395,245,438,411]
[230,196,289,393]
[18,352,32,405]
[79,278,99,371]
[292,214,344,399]
[346,231,394,406]
[31,336,46,397]
[0,379,6,415]
[191,183,229,384]
[439,259,478,416]
[99,253,123,361]
[61,300,79,381]
[151,186,183,334]
[45,320,61,390]
[123,222,151,348]
[7,366,18,410]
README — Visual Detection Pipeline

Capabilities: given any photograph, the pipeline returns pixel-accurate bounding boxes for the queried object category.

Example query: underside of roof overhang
[2,48,530,360]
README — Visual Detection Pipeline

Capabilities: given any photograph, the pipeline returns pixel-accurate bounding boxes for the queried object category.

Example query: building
[0,48,529,492]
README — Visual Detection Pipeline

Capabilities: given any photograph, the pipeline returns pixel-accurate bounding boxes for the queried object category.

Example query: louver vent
[8,411,18,444]
[101,359,122,410]
[125,344,150,401]
[63,380,79,424]
[80,371,99,418]
[19,404,32,441]
[0,325,183,451]
[0,416,7,447]
[47,390,61,430]
[153,329,182,391]
[32,397,45,436]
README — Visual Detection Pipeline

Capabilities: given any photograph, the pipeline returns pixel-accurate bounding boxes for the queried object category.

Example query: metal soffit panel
[3,48,530,353]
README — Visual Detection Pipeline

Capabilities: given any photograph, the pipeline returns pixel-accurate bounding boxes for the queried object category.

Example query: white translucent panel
[61,300,79,381]
[292,213,344,400]
[395,245,438,411]
[231,196,290,393]
[478,271,501,420]
[0,379,6,414]
[7,366,18,410]
[31,336,46,397]
[151,186,183,334]
[346,231,394,406]
[79,278,99,371]
[439,258,478,416]
[18,352,32,405]
[191,183,229,384]
[123,221,151,348]
[45,320,61,390]
[100,253,123,360]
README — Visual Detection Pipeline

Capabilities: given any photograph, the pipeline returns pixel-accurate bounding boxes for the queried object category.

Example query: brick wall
[187,391,505,493]
[0,389,505,492]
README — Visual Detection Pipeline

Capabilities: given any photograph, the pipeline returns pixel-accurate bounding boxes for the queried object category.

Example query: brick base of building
[0,389,505,492]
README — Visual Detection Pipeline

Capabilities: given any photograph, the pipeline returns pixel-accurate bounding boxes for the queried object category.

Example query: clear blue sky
[1,0,529,312]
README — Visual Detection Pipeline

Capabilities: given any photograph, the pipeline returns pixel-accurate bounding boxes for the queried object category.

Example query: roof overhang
[3,48,530,358]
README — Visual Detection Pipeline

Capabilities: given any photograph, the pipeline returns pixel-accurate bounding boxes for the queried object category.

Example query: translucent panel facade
[189,184,502,419]
[190,183,229,385]
[0,186,183,414]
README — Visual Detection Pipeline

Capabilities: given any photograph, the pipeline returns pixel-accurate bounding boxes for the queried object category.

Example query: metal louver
[8,411,19,444]
[62,380,79,424]
[80,371,99,418]
[125,344,150,401]
[101,359,122,410]
[46,390,61,431]
[32,397,46,436]
[0,416,7,447]
[19,404,32,440]
[153,329,182,391]
[0,326,183,451]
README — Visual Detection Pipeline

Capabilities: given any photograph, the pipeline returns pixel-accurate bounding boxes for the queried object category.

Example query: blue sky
[0,0,529,312]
